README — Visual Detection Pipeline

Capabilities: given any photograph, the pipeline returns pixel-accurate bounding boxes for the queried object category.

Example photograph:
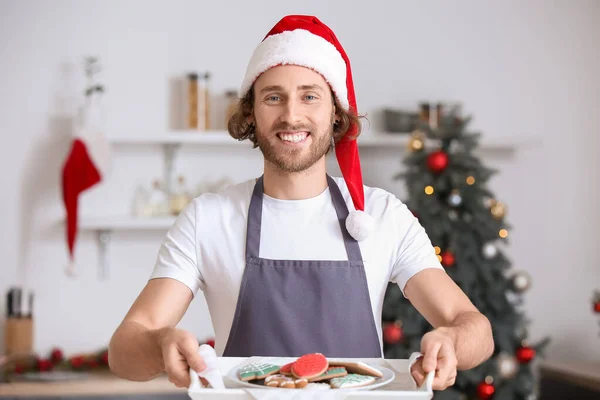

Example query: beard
[255,117,333,173]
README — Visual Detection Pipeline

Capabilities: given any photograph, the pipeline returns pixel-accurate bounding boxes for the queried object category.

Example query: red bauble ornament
[14,363,24,374]
[206,339,215,348]
[594,301,600,313]
[477,382,495,399]
[87,359,99,369]
[516,346,536,363]
[37,359,54,372]
[383,322,403,344]
[51,348,64,364]
[441,251,455,267]
[426,150,449,174]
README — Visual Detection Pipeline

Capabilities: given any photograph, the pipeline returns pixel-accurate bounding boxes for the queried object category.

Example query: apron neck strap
[246,175,363,262]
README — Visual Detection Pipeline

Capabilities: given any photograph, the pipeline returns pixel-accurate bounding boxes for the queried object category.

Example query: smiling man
[108,15,494,391]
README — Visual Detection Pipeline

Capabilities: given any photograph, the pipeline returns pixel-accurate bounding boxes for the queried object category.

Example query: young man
[108,15,494,391]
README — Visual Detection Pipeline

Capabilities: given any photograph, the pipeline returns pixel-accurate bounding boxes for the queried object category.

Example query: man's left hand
[411,328,458,391]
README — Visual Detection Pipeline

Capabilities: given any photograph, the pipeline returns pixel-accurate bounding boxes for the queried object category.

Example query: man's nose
[280,98,302,125]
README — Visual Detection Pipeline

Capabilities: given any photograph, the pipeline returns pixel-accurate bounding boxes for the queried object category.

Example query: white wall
[1,0,599,363]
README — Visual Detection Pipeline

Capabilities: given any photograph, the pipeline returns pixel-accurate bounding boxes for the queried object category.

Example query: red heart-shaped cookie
[280,362,295,376]
[291,353,328,379]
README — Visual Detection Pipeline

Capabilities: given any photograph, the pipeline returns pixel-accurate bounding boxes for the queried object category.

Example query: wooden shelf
[79,216,176,230]
[107,130,540,151]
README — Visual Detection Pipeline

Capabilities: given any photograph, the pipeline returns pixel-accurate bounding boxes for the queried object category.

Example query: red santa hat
[240,15,374,241]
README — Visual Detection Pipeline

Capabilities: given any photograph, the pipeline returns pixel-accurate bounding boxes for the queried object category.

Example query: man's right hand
[156,327,206,388]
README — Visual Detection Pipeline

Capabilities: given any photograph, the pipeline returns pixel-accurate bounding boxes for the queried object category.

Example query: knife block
[4,317,33,356]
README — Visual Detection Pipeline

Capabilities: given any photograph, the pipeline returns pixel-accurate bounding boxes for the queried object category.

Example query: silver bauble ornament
[483,242,498,259]
[448,190,462,207]
[512,271,532,293]
[496,353,518,379]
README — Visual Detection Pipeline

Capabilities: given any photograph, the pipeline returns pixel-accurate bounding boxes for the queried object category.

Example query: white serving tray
[187,354,434,399]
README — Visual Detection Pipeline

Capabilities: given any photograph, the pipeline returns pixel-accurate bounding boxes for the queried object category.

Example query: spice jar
[186,73,199,129]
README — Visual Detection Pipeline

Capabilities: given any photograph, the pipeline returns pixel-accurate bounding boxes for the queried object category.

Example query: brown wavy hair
[227,86,364,148]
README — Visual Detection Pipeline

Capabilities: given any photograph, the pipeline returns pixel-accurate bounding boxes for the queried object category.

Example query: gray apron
[222,175,381,358]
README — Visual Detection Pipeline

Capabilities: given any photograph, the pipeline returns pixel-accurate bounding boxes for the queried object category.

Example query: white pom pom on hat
[240,15,374,241]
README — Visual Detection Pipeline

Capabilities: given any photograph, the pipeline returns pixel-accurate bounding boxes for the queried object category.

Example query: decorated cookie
[308,366,348,382]
[328,361,383,378]
[291,353,328,379]
[264,374,308,389]
[237,362,280,381]
[329,373,376,389]
[280,361,295,376]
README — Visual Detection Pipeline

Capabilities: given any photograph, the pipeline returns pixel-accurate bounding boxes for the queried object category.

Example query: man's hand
[411,328,458,391]
[157,327,206,388]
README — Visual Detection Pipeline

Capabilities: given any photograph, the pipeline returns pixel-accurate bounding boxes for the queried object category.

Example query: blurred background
[0,0,598,399]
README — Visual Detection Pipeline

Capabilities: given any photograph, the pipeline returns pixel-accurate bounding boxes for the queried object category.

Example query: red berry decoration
[37,359,54,372]
[441,251,455,267]
[70,355,85,369]
[51,347,64,364]
[383,321,403,344]
[477,381,495,399]
[594,301,600,313]
[516,346,536,363]
[100,350,109,365]
[427,150,449,174]
[87,359,99,369]
[14,363,24,374]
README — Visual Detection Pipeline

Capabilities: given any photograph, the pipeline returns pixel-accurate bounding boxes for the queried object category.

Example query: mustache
[271,122,313,133]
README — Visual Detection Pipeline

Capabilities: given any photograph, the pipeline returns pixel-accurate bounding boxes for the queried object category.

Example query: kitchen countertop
[0,371,185,397]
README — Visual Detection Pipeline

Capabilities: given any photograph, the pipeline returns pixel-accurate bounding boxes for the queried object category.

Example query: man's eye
[305,95,316,100]
[267,96,280,101]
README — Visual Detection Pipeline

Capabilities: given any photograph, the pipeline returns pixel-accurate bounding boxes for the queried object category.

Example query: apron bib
[222,175,381,358]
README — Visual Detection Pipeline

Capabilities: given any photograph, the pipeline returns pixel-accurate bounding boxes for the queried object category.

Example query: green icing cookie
[309,366,348,382]
[330,373,376,388]
[238,362,280,381]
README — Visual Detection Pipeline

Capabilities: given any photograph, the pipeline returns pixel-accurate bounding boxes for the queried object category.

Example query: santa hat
[240,15,374,241]
[61,94,111,275]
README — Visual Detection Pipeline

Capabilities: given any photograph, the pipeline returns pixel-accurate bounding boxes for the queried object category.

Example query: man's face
[252,65,335,173]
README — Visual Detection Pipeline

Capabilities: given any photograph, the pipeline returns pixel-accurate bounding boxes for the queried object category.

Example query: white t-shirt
[150,176,444,356]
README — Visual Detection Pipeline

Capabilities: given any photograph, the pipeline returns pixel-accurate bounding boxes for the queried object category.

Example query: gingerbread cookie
[264,374,308,389]
[328,361,383,378]
[291,353,328,379]
[280,361,295,376]
[329,373,376,389]
[237,362,280,381]
[308,366,348,382]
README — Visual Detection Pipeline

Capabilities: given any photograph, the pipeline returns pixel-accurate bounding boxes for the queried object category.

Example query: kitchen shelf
[107,129,540,151]
[78,130,540,279]
[79,216,176,230]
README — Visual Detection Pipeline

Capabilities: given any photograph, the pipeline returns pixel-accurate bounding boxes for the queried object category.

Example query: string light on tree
[482,242,498,259]
[499,228,509,238]
[476,376,495,400]
[425,185,434,195]
[466,175,476,185]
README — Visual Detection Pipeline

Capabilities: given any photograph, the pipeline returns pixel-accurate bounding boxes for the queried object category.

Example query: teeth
[280,132,308,143]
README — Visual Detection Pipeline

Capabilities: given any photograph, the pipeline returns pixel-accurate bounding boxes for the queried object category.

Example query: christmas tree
[382,105,550,400]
